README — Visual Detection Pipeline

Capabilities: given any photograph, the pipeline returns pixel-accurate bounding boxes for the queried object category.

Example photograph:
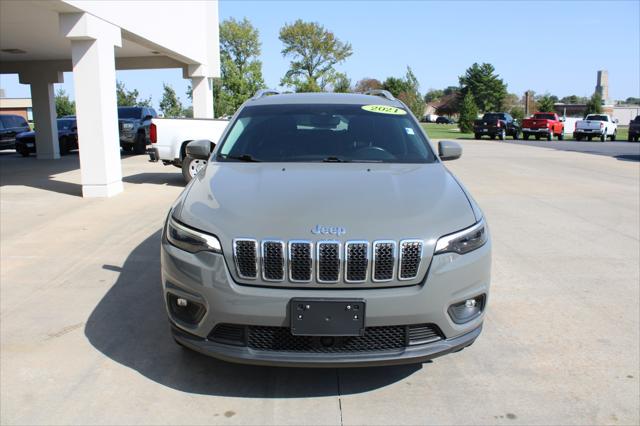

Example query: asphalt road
[1,141,639,425]
[496,139,640,161]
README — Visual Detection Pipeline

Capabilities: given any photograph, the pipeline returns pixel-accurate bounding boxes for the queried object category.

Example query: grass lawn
[421,123,473,140]
[422,123,633,141]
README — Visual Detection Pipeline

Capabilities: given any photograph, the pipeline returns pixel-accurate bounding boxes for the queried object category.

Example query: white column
[30,81,60,159]
[60,13,122,198]
[191,76,214,118]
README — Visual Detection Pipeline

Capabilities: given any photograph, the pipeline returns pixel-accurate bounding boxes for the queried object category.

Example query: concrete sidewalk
[1,142,638,425]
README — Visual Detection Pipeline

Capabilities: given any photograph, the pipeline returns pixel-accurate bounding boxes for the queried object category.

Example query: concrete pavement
[1,141,638,425]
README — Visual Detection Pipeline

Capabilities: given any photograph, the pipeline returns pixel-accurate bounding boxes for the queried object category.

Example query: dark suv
[0,114,31,150]
[629,115,639,142]
[15,118,78,156]
[118,106,158,154]
[473,112,520,140]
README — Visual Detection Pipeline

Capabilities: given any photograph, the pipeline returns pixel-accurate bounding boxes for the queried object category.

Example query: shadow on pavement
[123,172,184,187]
[0,150,83,196]
[615,154,640,162]
[85,231,420,397]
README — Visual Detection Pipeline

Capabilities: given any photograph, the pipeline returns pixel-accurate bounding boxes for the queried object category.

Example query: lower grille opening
[205,323,444,353]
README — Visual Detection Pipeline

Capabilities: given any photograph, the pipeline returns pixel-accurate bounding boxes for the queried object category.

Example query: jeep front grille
[317,242,341,283]
[399,240,423,280]
[232,238,424,286]
[261,241,285,281]
[289,241,313,282]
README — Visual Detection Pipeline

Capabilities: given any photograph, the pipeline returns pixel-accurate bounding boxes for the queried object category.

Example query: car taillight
[150,123,157,143]
[600,122,604,129]
[496,121,501,128]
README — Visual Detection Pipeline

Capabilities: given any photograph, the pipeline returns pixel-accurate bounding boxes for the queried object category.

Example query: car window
[483,113,505,120]
[118,107,142,119]
[57,119,74,130]
[535,114,556,120]
[0,115,20,128]
[585,115,608,121]
[217,103,436,163]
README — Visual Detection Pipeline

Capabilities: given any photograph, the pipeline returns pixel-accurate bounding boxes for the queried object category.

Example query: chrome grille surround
[344,241,370,283]
[261,240,285,281]
[288,241,313,283]
[231,238,426,287]
[316,241,342,283]
[399,239,424,280]
[233,238,259,279]
[372,240,397,282]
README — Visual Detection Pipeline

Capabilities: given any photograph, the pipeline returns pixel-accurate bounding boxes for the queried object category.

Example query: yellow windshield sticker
[361,104,407,115]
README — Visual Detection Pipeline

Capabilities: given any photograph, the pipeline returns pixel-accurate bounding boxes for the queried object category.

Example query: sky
[1,0,638,109]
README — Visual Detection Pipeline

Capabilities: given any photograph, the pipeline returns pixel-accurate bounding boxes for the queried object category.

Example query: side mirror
[614,118,619,124]
[185,139,213,160]
[143,115,153,121]
[438,140,462,161]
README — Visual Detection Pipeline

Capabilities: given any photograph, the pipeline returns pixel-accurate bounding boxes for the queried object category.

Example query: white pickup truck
[147,118,229,182]
[573,114,618,141]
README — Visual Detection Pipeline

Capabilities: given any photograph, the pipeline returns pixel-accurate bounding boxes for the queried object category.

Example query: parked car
[118,106,158,154]
[162,90,491,367]
[628,115,640,142]
[15,118,78,157]
[521,112,565,141]
[473,112,520,140]
[435,116,454,124]
[146,117,229,182]
[0,114,31,150]
[574,114,618,141]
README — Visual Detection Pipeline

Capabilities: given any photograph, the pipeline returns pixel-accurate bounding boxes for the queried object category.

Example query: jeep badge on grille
[311,225,346,236]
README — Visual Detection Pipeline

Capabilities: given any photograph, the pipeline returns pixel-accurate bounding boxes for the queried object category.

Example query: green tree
[536,94,556,112]
[159,83,183,117]
[458,92,478,133]
[55,89,75,117]
[424,89,444,103]
[279,19,352,92]
[217,18,265,116]
[625,96,640,104]
[354,78,382,93]
[382,76,409,98]
[560,95,588,104]
[116,81,151,107]
[332,73,351,93]
[585,92,603,115]
[509,106,525,122]
[396,67,424,119]
[459,63,507,112]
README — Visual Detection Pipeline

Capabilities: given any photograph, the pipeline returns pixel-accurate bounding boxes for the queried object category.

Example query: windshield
[482,113,505,120]
[57,119,75,130]
[216,103,437,163]
[118,107,142,119]
[534,114,556,120]
[585,115,608,121]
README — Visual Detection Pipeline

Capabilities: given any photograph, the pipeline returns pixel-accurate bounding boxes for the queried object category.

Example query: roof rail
[363,89,395,101]
[252,89,280,100]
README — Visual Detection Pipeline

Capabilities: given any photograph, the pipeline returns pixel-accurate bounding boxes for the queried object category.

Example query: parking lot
[1,139,639,425]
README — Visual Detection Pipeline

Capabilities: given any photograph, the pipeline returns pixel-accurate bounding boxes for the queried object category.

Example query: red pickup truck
[521,112,565,141]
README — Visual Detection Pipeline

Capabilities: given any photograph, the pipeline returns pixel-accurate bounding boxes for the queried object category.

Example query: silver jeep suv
[161,90,491,367]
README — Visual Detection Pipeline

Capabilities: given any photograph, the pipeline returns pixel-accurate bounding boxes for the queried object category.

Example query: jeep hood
[177,162,477,253]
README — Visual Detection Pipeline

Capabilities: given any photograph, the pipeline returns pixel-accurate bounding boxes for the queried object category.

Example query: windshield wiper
[219,154,261,162]
[322,156,351,163]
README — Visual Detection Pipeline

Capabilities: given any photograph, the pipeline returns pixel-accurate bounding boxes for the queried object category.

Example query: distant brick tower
[595,70,609,101]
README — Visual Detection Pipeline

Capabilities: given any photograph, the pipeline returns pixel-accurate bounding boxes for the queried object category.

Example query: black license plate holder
[290,298,365,336]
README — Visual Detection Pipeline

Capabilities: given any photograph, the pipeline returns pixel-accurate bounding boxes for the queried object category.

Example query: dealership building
[0,1,220,197]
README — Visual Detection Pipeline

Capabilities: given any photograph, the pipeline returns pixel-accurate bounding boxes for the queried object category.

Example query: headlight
[434,219,487,255]
[166,216,222,254]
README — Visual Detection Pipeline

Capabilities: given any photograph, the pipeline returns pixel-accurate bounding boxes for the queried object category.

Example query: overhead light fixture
[150,50,160,55]
[1,48,27,54]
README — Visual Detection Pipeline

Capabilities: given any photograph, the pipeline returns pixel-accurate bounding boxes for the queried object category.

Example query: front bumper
[172,322,482,367]
[161,234,491,366]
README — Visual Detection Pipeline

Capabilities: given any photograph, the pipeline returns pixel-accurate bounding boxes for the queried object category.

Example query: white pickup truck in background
[573,114,618,141]
[147,118,229,182]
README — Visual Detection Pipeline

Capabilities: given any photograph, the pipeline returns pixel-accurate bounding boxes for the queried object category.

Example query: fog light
[167,293,205,325]
[448,295,485,324]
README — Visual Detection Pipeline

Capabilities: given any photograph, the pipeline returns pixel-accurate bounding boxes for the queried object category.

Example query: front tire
[499,129,506,141]
[474,133,481,140]
[610,131,616,141]
[558,132,564,140]
[133,132,147,155]
[59,137,70,156]
[600,132,606,142]
[547,131,553,141]
[512,130,520,140]
[181,155,207,183]
[17,146,30,157]
[523,133,529,140]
